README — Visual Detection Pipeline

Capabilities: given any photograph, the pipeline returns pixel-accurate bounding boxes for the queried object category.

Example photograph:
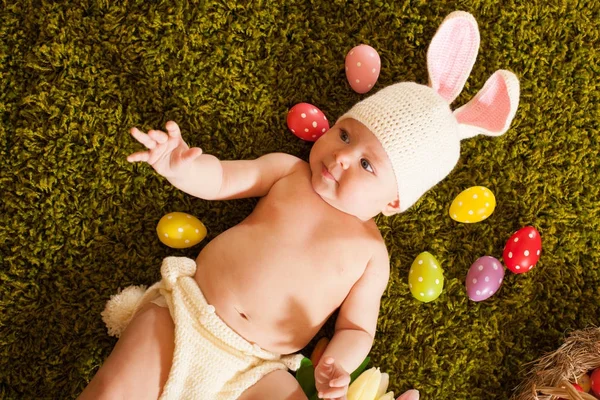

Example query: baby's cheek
[347,184,373,208]
[363,183,389,209]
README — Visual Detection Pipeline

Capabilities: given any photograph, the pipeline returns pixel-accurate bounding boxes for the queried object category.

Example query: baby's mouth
[321,164,337,182]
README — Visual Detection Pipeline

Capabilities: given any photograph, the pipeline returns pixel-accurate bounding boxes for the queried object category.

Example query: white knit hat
[338,11,520,212]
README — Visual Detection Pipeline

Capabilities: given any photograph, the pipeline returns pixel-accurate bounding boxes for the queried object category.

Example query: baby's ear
[454,70,520,139]
[427,11,480,104]
[381,198,401,216]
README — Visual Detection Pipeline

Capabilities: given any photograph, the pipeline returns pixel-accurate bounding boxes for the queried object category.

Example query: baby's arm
[315,243,390,397]
[127,121,303,200]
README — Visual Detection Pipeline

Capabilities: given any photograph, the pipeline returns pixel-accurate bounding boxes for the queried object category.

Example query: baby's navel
[235,306,249,320]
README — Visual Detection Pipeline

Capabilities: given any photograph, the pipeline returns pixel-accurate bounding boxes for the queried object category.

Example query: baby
[80,11,519,400]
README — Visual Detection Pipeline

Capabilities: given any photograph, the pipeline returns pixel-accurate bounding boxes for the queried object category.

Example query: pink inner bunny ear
[454,70,520,139]
[427,11,480,104]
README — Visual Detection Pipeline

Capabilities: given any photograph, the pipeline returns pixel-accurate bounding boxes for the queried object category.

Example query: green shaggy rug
[1,1,599,399]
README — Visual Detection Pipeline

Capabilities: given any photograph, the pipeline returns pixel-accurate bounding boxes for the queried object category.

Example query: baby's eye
[361,159,374,173]
[339,130,350,143]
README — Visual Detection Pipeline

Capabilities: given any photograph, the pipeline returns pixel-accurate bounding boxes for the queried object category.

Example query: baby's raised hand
[315,357,351,400]
[126,121,203,179]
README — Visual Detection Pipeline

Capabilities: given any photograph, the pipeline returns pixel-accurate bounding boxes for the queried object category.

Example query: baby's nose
[334,148,355,169]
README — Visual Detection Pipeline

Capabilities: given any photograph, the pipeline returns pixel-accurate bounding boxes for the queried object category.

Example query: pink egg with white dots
[466,256,505,302]
[287,103,329,141]
[345,44,380,94]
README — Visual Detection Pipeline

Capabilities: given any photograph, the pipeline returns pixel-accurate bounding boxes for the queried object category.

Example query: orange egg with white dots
[156,212,207,249]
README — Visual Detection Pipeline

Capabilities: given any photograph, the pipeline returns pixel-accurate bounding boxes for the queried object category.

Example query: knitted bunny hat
[337,11,520,212]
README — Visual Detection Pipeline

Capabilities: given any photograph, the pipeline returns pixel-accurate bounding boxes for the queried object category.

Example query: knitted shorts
[101,257,304,400]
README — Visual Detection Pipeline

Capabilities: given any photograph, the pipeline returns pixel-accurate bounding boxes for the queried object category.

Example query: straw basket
[513,327,600,400]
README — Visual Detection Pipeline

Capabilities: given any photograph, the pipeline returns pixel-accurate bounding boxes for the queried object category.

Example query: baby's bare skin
[81,118,401,400]
[195,162,384,354]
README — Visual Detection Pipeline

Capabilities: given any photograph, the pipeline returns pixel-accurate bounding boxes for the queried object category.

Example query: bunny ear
[427,11,480,104]
[454,70,520,140]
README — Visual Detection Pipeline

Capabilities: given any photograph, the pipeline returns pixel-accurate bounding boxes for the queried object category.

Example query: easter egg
[345,44,380,94]
[287,103,330,141]
[572,383,584,392]
[156,212,207,249]
[347,367,381,400]
[502,226,542,274]
[577,373,591,393]
[590,368,600,397]
[449,186,496,223]
[466,256,505,301]
[310,337,329,366]
[408,252,444,303]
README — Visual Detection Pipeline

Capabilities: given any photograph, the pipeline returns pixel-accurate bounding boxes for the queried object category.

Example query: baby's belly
[193,251,343,354]
[190,210,368,354]
[200,285,323,354]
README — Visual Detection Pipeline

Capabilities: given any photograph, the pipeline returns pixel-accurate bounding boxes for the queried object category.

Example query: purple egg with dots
[465,256,505,302]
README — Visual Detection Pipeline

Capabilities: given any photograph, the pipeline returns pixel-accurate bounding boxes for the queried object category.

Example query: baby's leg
[78,302,174,400]
[238,370,308,400]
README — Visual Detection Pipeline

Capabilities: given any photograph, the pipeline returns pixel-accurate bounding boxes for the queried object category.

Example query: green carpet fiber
[1,0,599,398]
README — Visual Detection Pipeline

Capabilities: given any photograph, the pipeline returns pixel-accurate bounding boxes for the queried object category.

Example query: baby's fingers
[130,127,157,149]
[165,121,182,139]
[318,385,347,399]
[127,151,150,163]
[148,129,169,144]
[329,375,351,388]
[316,364,334,381]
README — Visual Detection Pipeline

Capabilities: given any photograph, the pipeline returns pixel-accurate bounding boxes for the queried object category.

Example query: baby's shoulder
[363,236,390,284]
[262,152,307,173]
[364,224,389,262]
[271,153,310,179]
[273,154,311,182]
[362,219,386,243]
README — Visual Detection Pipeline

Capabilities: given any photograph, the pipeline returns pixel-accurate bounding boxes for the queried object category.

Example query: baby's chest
[253,217,371,291]
[251,171,375,281]
[250,238,367,311]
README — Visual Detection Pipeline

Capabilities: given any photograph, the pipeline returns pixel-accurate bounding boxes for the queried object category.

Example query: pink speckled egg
[465,256,505,302]
[345,44,380,94]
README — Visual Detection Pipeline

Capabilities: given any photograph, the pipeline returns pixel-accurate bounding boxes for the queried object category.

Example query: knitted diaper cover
[101,256,304,400]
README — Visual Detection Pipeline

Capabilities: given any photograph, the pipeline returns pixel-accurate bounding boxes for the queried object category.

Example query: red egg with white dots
[502,226,542,274]
[287,103,330,141]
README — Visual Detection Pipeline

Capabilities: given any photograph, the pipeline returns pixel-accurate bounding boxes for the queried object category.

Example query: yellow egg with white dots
[156,212,207,249]
[449,186,496,223]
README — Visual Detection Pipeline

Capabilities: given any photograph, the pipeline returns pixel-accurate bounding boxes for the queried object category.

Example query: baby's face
[309,118,399,220]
